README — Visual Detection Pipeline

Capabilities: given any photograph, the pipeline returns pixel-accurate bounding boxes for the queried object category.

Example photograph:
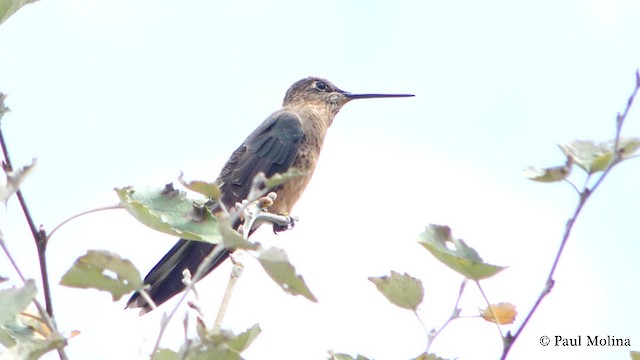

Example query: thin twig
[500,70,640,359]
[213,260,244,333]
[425,278,467,354]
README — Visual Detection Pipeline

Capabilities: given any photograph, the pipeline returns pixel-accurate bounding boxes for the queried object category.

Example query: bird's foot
[273,215,297,233]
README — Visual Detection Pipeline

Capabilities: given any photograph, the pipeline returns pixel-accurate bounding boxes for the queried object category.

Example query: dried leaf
[481,302,517,324]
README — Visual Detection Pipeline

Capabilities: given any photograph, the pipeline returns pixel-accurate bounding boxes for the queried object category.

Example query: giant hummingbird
[126,77,413,313]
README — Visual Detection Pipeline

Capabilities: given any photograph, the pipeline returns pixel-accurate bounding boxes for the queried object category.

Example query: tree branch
[0,93,68,360]
[500,70,640,359]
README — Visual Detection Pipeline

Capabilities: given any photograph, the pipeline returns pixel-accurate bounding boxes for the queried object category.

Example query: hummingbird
[126,77,413,313]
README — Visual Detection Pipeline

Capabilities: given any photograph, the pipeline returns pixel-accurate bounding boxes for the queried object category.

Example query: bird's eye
[315,81,327,91]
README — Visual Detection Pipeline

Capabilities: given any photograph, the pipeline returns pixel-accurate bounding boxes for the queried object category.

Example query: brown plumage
[126,77,413,313]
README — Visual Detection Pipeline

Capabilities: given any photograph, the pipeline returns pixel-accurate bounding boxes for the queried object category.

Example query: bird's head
[282,77,413,118]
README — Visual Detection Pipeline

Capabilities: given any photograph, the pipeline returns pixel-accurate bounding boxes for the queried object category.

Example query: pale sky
[1,1,640,359]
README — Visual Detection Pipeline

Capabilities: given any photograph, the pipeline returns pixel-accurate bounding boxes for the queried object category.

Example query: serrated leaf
[115,185,222,243]
[480,302,517,324]
[0,280,37,324]
[0,158,37,204]
[558,140,613,174]
[523,156,572,182]
[418,225,505,281]
[178,173,221,200]
[60,250,143,301]
[368,271,424,311]
[0,0,37,26]
[226,324,261,353]
[257,247,317,302]
[153,348,179,360]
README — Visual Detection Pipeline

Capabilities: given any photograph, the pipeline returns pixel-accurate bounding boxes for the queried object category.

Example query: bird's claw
[273,216,297,233]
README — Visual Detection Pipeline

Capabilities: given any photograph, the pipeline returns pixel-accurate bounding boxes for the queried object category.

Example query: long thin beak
[343,92,414,99]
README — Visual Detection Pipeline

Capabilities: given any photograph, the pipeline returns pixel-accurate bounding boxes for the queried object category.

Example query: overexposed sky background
[1,1,640,359]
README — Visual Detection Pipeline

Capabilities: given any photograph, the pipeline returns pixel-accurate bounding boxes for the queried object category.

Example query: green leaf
[257,247,317,302]
[153,348,179,360]
[226,324,261,353]
[523,156,572,182]
[615,136,640,159]
[2,335,65,360]
[60,250,143,301]
[0,280,37,324]
[0,326,16,347]
[368,271,423,311]
[630,350,640,360]
[558,140,613,174]
[178,172,221,200]
[218,215,258,251]
[0,158,37,204]
[115,185,222,243]
[0,0,37,26]
[264,168,307,189]
[418,225,505,281]
[186,348,242,360]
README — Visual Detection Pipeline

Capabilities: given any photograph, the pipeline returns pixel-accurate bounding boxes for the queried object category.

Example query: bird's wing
[219,109,304,207]
[126,110,304,313]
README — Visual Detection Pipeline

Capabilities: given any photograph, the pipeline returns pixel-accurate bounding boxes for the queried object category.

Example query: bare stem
[425,278,467,354]
[47,204,123,241]
[213,260,244,333]
[500,70,640,359]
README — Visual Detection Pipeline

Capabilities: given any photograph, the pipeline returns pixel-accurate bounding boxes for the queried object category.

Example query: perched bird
[126,77,413,313]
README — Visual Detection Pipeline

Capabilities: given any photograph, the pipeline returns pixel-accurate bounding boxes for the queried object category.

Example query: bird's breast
[269,136,322,215]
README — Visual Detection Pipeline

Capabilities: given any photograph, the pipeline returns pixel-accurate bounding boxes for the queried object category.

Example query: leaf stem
[476,280,503,337]
[46,204,123,241]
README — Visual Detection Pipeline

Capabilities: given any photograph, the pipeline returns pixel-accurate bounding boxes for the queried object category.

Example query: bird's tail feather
[126,239,230,314]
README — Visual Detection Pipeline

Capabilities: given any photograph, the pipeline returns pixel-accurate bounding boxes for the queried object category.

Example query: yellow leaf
[481,302,517,324]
